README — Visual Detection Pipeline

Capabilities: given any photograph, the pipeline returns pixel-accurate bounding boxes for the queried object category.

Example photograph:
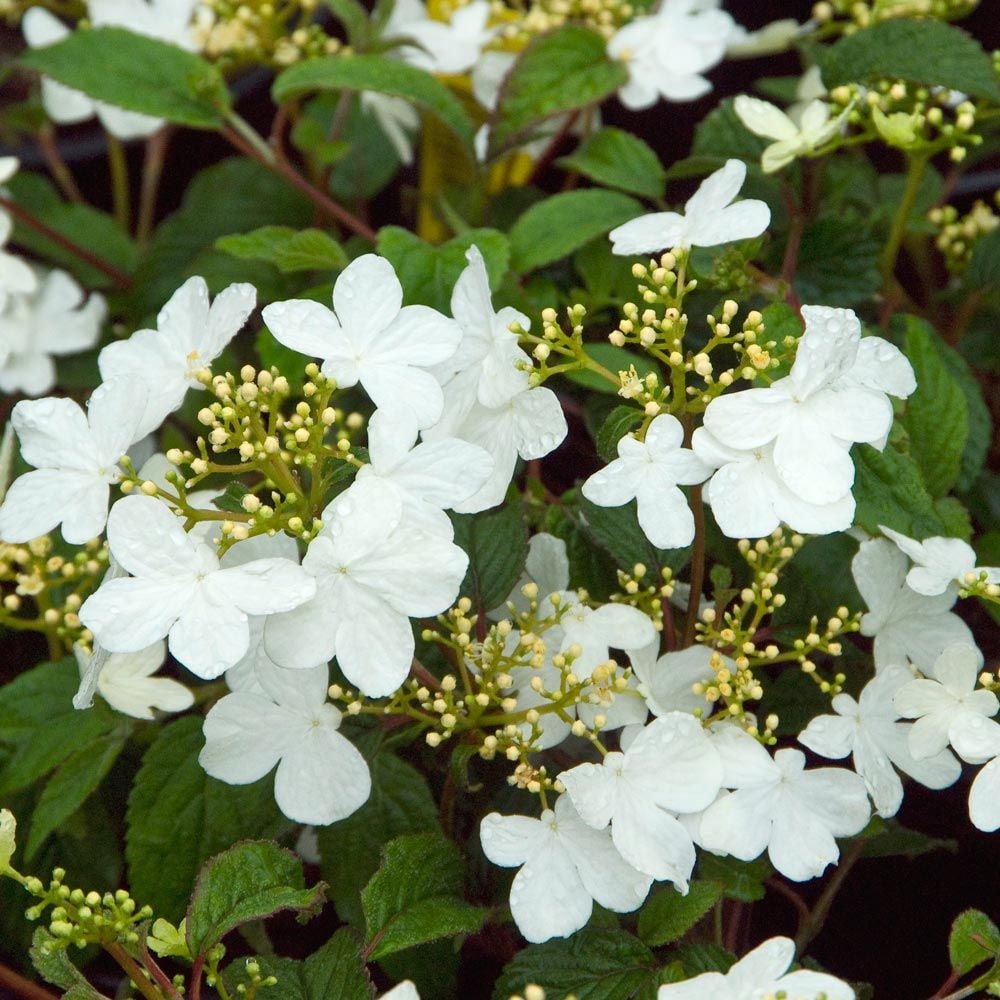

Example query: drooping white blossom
[201,660,371,825]
[609,160,770,256]
[852,537,976,674]
[99,276,257,438]
[560,713,723,889]
[582,414,711,550]
[734,95,851,173]
[894,644,997,761]
[693,427,855,539]
[0,378,148,544]
[657,936,855,1000]
[263,255,460,438]
[702,305,915,506]
[23,1,199,139]
[479,794,652,943]
[698,728,871,881]
[265,479,468,696]
[80,495,316,679]
[608,0,741,110]
[799,666,961,818]
[74,640,193,720]
[881,525,1000,597]
[0,268,106,396]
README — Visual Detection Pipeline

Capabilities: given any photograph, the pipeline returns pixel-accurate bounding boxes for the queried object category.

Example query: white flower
[582,414,711,549]
[560,713,723,889]
[0,378,147,544]
[80,495,316,679]
[627,641,727,719]
[852,537,976,674]
[355,408,494,535]
[894,644,997,761]
[0,268,106,396]
[479,794,652,943]
[699,729,870,881]
[99,276,257,438]
[608,0,740,110]
[263,255,460,438]
[880,525,1000,597]
[951,716,1000,832]
[799,667,960,818]
[657,936,855,1000]
[496,531,570,618]
[726,18,801,57]
[693,427,855,539]
[360,92,420,165]
[23,1,199,139]
[201,660,371,825]
[74,639,193,720]
[703,305,914,506]
[734,95,851,173]
[609,160,770,256]
[265,478,468,696]
[384,0,494,75]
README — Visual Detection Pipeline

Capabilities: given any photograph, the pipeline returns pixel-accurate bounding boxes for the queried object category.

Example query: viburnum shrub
[0,0,998,997]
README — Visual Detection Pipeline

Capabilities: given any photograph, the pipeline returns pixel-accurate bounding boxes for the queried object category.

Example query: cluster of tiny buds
[929,196,999,274]
[493,0,633,44]
[959,572,1000,603]
[525,304,588,384]
[234,957,278,994]
[812,0,976,29]
[790,609,856,694]
[507,761,560,796]
[612,562,674,631]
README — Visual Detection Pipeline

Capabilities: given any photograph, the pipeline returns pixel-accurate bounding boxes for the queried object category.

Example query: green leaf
[488,26,627,157]
[674,942,736,975]
[967,229,1000,290]
[273,55,475,152]
[793,216,880,307]
[187,841,326,957]
[492,926,657,1000]
[638,881,722,947]
[509,190,642,273]
[696,854,771,903]
[20,27,230,128]
[322,0,372,48]
[30,928,104,998]
[126,716,285,922]
[565,342,658,395]
[579,495,690,573]
[361,832,484,961]
[857,816,957,860]
[595,404,644,463]
[230,927,375,1000]
[0,658,118,797]
[316,748,439,928]
[690,99,768,164]
[450,501,529,614]
[26,724,130,860]
[852,444,949,537]
[949,909,1000,975]
[216,226,348,273]
[816,19,1000,103]
[133,158,313,317]
[7,173,137,288]
[557,128,666,200]
[902,319,969,498]
[376,226,510,312]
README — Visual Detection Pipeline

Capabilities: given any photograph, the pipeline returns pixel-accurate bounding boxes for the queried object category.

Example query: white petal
[609,213,689,255]
[200,692,292,783]
[733,95,799,141]
[106,495,203,577]
[480,812,544,867]
[207,559,316,616]
[262,299,345,361]
[203,282,257,359]
[968,757,1000,832]
[0,469,105,543]
[81,576,192,652]
[12,396,97,471]
[169,599,251,680]
[333,588,415,696]
[333,254,403,339]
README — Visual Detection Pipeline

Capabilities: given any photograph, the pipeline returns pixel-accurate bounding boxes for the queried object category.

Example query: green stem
[37,126,84,203]
[104,942,163,1000]
[879,152,929,286]
[106,133,132,234]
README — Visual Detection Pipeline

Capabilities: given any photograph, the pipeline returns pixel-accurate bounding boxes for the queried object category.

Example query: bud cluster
[929,195,1000,275]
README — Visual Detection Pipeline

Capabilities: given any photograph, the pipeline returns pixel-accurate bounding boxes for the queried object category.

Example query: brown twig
[0,964,61,1000]
[36,126,84,204]
[765,876,811,924]
[528,108,583,187]
[795,838,866,954]
[0,195,132,290]
[136,126,173,248]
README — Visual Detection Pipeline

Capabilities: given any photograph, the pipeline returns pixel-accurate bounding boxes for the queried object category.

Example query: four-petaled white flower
[609,160,770,256]
[703,305,914,506]
[23,0,199,140]
[74,639,194,720]
[384,0,494,75]
[263,255,460,438]
[657,936,855,1000]
[479,794,652,943]
[693,427,854,539]
[80,495,316,679]
[0,378,147,544]
[560,713,723,890]
[894,643,997,761]
[99,276,257,438]
[608,0,740,110]
[0,268,106,396]
[265,479,468,696]
[734,95,851,173]
[699,728,871,881]
[799,666,960,818]
[627,641,728,719]
[881,525,1000,597]
[852,537,976,674]
[201,660,371,825]
[582,414,711,550]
